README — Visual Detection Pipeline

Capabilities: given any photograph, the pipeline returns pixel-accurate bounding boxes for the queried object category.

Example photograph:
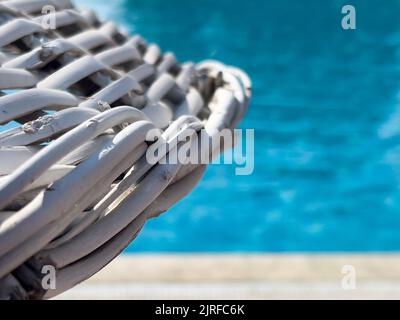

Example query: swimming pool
[22,0,400,252]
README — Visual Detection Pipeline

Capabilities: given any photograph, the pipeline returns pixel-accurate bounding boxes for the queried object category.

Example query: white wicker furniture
[0,0,251,299]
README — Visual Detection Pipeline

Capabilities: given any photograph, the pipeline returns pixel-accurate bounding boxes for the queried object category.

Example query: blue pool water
[12,0,400,252]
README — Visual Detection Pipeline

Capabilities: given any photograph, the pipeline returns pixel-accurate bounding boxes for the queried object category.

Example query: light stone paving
[56,254,400,300]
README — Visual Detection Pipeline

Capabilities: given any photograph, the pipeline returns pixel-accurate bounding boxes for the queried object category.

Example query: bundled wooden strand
[0,0,251,299]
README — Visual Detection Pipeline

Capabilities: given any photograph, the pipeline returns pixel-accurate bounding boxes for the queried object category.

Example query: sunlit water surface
[18,0,400,251]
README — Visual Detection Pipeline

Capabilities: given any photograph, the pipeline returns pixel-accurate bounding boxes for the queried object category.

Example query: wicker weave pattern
[0,0,251,299]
